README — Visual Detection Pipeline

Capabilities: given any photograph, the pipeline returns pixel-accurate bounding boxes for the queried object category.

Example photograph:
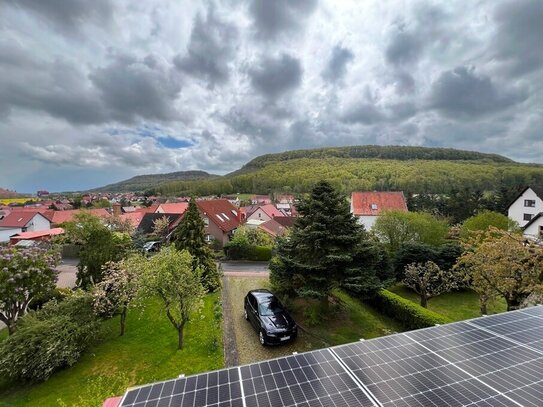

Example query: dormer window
[371,204,378,210]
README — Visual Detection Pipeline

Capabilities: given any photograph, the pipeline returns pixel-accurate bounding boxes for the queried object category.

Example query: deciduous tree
[93,256,142,336]
[139,247,205,349]
[0,245,60,335]
[456,228,543,311]
[403,261,459,307]
[460,210,519,240]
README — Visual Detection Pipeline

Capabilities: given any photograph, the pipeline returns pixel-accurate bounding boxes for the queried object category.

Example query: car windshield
[258,299,284,316]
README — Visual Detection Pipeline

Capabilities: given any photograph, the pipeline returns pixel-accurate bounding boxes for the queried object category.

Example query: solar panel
[118,306,543,407]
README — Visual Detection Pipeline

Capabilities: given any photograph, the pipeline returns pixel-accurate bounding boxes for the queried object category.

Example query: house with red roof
[48,208,110,227]
[10,228,64,245]
[196,199,241,247]
[246,204,284,223]
[250,194,272,205]
[0,211,51,242]
[155,202,189,215]
[350,191,408,230]
[259,216,296,237]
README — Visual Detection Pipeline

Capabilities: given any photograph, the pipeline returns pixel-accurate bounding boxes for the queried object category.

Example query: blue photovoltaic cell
[118,306,543,407]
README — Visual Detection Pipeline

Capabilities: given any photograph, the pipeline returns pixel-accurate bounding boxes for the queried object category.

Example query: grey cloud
[385,31,423,66]
[5,0,114,33]
[249,0,317,39]
[341,103,385,125]
[174,8,238,88]
[322,45,354,83]
[91,54,182,123]
[429,66,527,118]
[248,54,302,100]
[0,58,106,124]
[493,0,543,76]
[393,71,416,95]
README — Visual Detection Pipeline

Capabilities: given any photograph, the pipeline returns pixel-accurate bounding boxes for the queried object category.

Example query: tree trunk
[7,321,16,336]
[420,295,428,308]
[120,307,127,336]
[177,322,186,350]
[479,296,488,315]
[320,294,330,314]
[506,297,522,311]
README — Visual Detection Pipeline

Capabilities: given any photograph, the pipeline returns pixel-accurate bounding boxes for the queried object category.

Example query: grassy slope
[389,284,507,321]
[0,293,223,407]
[290,289,405,346]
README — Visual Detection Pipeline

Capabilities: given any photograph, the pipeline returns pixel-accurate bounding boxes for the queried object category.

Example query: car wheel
[259,330,266,346]
[244,307,248,321]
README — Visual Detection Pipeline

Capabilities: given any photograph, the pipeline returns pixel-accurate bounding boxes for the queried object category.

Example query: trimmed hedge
[224,244,272,261]
[367,289,451,329]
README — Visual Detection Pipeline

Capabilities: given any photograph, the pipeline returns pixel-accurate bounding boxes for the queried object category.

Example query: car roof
[248,289,274,301]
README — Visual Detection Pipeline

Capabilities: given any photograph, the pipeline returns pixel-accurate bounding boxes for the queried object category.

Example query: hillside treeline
[156,158,543,198]
[235,145,512,173]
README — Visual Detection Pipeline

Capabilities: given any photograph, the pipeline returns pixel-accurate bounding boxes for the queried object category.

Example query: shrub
[367,289,450,329]
[248,246,272,261]
[224,243,272,261]
[0,291,99,382]
[29,287,72,311]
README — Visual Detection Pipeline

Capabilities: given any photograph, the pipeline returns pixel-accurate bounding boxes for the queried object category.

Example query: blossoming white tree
[0,246,60,334]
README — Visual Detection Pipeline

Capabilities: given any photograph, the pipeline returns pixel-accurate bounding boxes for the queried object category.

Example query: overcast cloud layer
[1,0,542,192]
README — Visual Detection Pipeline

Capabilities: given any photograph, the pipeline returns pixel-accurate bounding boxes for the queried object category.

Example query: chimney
[112,203,122,217]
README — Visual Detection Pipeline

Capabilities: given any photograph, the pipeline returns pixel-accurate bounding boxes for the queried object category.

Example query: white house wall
[356,215,378,231]
[508,188,543,227]
[247,208,272,223]
[524,218,543,240]
[26,214,51,231]
[0,228,22,242]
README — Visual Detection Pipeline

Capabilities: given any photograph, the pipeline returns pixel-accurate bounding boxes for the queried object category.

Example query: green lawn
[388,284,507,321]
[0,293,224,407]
[290,289,405,347]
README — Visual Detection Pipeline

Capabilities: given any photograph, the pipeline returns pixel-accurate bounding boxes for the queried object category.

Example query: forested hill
[92,145,543,197]
[232,145,513,174]
[93,170,217,192]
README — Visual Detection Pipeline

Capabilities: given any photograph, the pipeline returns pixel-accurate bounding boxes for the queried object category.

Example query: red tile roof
[157,203,189,214]
[49,208,110,225]
[351,191,408,216]
[258,204,284,218]
[10,228,65,241]
[197,199,241,232]
[119,212,145,228]
[259,216,296,237]
[0,211,49,228]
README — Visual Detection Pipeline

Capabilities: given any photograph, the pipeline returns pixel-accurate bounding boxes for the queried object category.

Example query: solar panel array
[119,306,543,407]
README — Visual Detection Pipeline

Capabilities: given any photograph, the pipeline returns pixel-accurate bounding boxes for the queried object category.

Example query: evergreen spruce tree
[174,199,221,291]
[270,181,382,311]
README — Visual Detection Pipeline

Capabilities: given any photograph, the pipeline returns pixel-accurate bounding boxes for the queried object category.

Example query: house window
[539,226,543,237]
[524,213,534,221]
[525,199,536,207]
[203,217,209,226]
[371,204,378,210]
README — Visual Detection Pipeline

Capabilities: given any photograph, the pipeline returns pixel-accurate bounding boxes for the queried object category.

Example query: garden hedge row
[224,244,272,261]
[368,289,451,329]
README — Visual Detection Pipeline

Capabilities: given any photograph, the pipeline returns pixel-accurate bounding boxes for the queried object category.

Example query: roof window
[371,204,378,210]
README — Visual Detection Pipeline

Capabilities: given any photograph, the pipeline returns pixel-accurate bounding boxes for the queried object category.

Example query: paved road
[220,261,269,274]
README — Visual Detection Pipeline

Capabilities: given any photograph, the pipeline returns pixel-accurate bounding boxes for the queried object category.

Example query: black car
[244,289,297,346]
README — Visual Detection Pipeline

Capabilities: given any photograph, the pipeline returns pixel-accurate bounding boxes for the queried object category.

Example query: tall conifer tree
[270,181,382,310]
[174,199,221,291]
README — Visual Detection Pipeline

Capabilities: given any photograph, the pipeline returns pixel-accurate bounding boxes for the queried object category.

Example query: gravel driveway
[222,276,324,367]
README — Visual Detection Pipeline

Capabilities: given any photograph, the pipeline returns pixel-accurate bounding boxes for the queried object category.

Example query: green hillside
[92,146,543,198]
[93,170,218,192]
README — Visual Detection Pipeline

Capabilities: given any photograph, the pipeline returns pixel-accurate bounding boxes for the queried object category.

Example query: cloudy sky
[1,0,542,192]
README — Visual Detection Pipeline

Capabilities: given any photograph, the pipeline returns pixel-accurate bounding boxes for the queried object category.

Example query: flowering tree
[456,228,543,311]
[0,245,60,335]
[152,216,171,240]
[93,255,142,336]
[139,247,205,349]
[403,261,459,308]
